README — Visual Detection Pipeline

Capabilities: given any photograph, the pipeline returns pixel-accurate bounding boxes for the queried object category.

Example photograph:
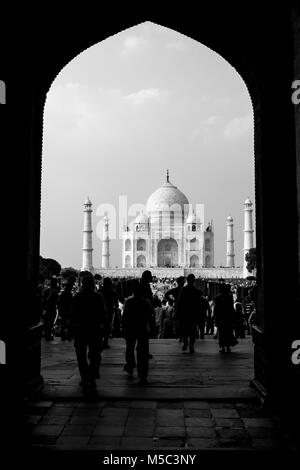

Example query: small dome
[227,215,233,221]
[84,196,92,205]
[244,198,252,205]
[186,211,201,224]
[134,212,149,224]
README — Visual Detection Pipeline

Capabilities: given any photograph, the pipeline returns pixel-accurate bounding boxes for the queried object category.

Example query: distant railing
[94,267,244,279]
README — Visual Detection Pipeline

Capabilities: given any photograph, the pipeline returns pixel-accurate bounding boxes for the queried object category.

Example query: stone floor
[39,336,256,400]
[12,337,300,452]
[18,398,298,451]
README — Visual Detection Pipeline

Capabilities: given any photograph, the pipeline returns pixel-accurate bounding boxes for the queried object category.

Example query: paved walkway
[39,337,256,400]
[15,338,299,452]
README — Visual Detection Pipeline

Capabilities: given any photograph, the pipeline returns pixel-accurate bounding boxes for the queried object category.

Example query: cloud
[125,88,168,106]
[120,35,148,57]
[222,114,253,140]
[166,39,187,52]
[204,115,222,126]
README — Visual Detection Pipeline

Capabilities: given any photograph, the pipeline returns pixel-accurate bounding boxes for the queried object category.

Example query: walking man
[71,274,106,391]
[122,280,151,384]
[177,274,208,353]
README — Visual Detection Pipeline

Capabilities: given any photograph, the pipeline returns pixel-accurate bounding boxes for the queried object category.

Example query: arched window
[137,238,146,251]
[205,255,211,267]
[125,239,131,251]
[205,238,211,251]
[190,255,199,268]
[125,254,131,268]
[190,237,198,250]
[137,254,146,267]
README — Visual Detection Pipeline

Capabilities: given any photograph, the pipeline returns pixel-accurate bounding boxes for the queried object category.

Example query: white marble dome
[146,178,189,216]
[134,212,149,224]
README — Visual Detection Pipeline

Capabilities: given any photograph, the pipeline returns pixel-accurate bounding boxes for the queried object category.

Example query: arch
[190,237,199,251]
[205,255,211,267]
[190,255,199,268]
[137,254,146,267]
[137,238,146,251]
[157,238,178,267]
[22,13,300,408]
[125,239,131,251]
[125,254,131,268]
[205,238,211,251]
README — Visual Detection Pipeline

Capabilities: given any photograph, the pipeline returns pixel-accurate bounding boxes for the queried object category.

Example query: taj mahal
[81,171,255,278]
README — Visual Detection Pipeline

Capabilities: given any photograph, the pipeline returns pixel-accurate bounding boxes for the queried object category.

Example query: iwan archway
[157,238,178,267]
[4,8,299,415]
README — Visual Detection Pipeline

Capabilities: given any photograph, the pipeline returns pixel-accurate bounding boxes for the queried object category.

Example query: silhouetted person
[71,274,106,391]
[177,274,208,353]
[165,276,185,339]
[140,270,155,358]
[101,277,119,349]
[206,296,215,335]
[214,283,237,353]
[43,277,59,341]
[58,277,75,340]
[233,297,245,338]
[243,289,255,335]
[122,280,151,384]
[196,290,210,339]
[160,298,176,338]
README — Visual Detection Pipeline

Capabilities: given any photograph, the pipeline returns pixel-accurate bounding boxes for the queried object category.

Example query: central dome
[146,172,189,216]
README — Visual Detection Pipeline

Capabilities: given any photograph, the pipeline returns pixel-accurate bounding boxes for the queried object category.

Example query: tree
[60,267,79,281]
[39,256,61,279]
[94,274,102,281]
[245,248,256,272]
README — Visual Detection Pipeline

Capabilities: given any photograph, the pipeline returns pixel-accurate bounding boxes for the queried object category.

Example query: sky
[41,21,255,269]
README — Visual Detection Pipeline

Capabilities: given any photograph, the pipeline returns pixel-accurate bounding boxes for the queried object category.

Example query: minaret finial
[167,168,169,183]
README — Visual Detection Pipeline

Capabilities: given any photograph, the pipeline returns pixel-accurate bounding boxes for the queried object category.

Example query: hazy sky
[41,22,255,269]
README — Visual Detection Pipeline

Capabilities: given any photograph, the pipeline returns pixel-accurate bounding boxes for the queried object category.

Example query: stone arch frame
[205,255,211,267]
[190,254,199,268]
[205,238,211,251]
[125,254,131,268]
[136,254,146,267]
[125,239,131,251]
[190,237,198,251]
[136,238,146,251]
[157,238,178,267]
[12,9,300,406]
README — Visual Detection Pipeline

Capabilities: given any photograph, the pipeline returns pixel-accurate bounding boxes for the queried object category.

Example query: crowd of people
[38,272,257,392]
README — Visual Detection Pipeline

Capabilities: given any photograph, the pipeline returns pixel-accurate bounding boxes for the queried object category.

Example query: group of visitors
[39,271,256,392]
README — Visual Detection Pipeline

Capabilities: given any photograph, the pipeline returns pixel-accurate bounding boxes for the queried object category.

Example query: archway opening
[38,20,256,401]
[190,254,199,268]
[157,238,178,267]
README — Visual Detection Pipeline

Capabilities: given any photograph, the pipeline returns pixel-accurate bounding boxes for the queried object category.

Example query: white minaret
[243,198,254,277]
[226,215,235,268]
[101,213,110,268]
[81,197,94,273]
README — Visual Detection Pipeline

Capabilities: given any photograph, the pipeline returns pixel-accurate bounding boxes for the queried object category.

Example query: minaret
[101,213,110,268]
[243,198,254,277]
[226,215,235,267]
[81,197,93,272]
